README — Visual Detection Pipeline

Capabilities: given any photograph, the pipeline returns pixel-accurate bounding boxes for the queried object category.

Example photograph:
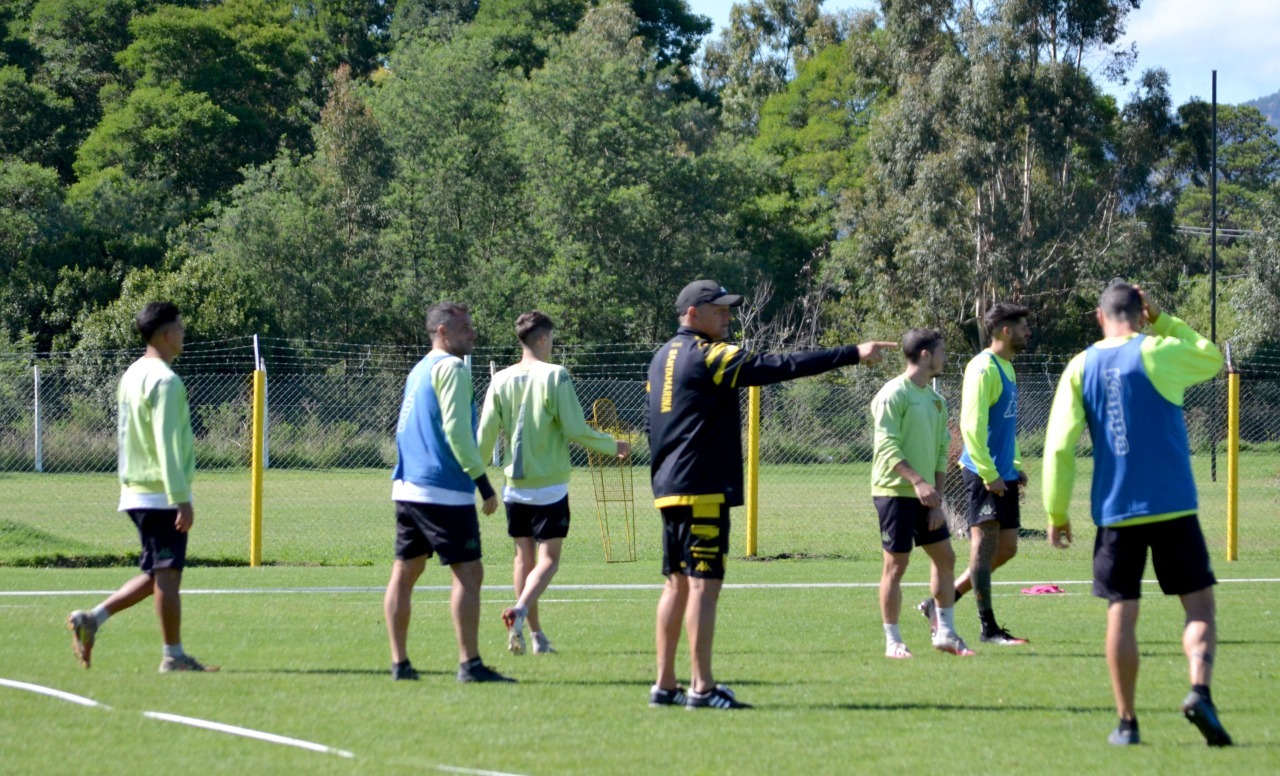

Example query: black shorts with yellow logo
[660,502,730,580]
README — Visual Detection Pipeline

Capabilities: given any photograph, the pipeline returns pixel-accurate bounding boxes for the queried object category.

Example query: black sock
[953,589,966,603]
[1192,684,1212,704]
[978,609,999,634]
[1119,717,1138,733]
[394,659,411,669]
[461,657,482,669]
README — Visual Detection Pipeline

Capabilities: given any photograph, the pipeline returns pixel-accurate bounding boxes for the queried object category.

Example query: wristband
[474,474,496,501]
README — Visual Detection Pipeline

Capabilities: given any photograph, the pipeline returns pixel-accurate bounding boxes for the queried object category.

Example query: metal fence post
[33,363,43,473]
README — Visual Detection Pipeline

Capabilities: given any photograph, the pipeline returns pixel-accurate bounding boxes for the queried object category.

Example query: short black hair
[426,302,469,335]
[902,328,944,364]
[1099,282,1143,324]
[515,311,553,346]
[984,302,1030,340]
[135,302,180,343]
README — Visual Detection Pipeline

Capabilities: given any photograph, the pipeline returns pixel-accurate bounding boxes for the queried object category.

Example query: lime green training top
[477,360,618,489]
[959,351,1022,483]
[1042,313,1223,527]
[117,357,195,504]
[871,374,950,498]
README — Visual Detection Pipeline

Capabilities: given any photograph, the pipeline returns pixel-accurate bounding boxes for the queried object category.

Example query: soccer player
[647,279,894,709]
[1044,282,1231,746]
[384,302,513,684]
[67,302,217,673]
[478,311,631,656]
[919,303,1031,645]
[872,329,973,659]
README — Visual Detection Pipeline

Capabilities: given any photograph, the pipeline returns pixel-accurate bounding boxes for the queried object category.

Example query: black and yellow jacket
[646,327,862,508]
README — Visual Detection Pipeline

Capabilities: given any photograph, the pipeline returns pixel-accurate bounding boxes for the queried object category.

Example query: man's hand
[616,439,631,460]
[175,502,194,533]
[1049,522,1072,549]
[912,480,941,508]
[1134,285,1160,326]
[481,494,499,515]
[984,477,1007,497]
[856,341,899,366]
[927,506,945,532]
[1017,470,1029,486]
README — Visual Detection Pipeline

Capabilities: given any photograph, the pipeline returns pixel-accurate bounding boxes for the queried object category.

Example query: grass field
[1,453,1278,773]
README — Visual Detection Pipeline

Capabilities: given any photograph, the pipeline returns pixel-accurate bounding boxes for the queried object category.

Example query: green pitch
[1,563,1278,774]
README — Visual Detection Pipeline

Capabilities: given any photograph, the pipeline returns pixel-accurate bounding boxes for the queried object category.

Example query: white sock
[883,623,902,645]
[92,605,110,628]
[163,643,184,659]
[938,606,957,636]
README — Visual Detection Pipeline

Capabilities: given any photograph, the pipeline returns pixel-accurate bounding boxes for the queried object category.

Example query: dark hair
[1098,282,1143,324]
[426,301,469,335]
[135,302,180,343]
[515,311,553,345]
[902,328,944,364]
[983,302,1030,340]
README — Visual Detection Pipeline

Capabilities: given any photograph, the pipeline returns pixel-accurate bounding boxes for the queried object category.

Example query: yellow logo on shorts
[695,561,711,573]
[691,524,720,539]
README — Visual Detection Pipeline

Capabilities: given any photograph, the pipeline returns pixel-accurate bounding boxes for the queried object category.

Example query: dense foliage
[1,0,1278,355]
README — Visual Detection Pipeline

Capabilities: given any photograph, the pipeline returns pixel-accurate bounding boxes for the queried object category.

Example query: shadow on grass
[223,667,453,678]
[802,701,1112,714]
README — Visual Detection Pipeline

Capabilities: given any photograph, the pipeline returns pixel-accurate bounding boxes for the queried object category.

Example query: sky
[685,0,1280,107]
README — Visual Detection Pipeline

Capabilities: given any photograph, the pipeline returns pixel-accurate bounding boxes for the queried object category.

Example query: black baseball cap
[675,280,744,313]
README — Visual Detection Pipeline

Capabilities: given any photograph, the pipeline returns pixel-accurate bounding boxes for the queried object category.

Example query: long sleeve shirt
[1042,313,1223,527]
[392,352,487,499]
[958,351,1021,482]
[117,357,195,505]
[477,360,618,489]
[870,374,950,498]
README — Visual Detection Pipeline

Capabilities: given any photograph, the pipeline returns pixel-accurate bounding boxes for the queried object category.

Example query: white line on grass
[143,711,354,759]
[433,765,531,776]
[0,677,111,709]
[2,578,1278,597]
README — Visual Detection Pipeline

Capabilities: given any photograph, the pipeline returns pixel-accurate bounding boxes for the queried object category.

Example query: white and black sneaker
[686,684,752,710]
[648,684,687,707]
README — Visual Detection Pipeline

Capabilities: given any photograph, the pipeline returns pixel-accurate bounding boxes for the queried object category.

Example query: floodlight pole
[1210,71,1219,482]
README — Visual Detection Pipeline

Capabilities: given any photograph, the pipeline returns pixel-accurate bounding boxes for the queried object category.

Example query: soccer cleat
[885,641,913,659]
[1182,692,1233,746]
[159,654,219,673]
[932,632,976,657]
[531,631,556,655]
[917,598,938,638]
[502,607,526,656]
[649,684,687,707]
[457,660,516,683]
[391,661,420,681]
[980,627,1029,646]
[67,610,98,668]
[686,684,752,710]
[1108,726,1140,746]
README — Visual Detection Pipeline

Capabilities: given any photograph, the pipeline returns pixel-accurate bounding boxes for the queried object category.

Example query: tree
[701,0,849,137]
[0,160,74,346]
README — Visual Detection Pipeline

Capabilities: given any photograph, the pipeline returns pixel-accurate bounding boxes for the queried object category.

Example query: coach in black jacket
[645,279,894,709]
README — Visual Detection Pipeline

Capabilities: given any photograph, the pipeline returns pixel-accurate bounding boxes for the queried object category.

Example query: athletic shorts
[394,501,482,566]
[874,497,950,554]
[660,503,730,580]
[127,509,188,575]
[506,496,571,541]
[962,468,1021,530]
[1092,514,1216,602]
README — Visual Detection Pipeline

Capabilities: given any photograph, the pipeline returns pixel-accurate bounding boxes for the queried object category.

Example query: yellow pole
[250,369,265,567]
[1226,371,1239,561]
[745,386,760,557]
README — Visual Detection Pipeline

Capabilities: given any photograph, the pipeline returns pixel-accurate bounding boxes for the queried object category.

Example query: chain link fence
[3,339,1278,566]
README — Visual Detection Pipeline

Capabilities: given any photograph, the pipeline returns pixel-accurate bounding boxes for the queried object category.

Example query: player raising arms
[872,329,973,659]
[920,303,1031,646]
[647,279,894,709]
[478,311,631,657]
[384,302,513,684]
[1044,282,1230,746]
